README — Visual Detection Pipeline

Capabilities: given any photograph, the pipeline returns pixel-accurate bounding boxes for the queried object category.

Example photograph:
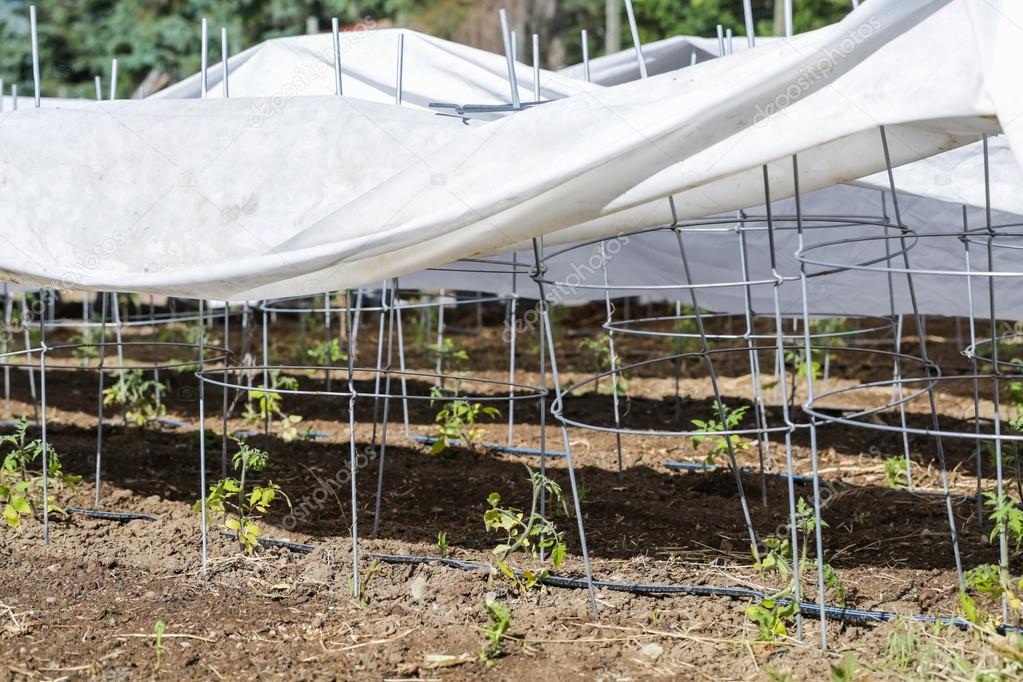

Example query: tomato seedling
[577,335,629,398]
[748,498,845,640]
[243,369,307,442]
[483,466,567,592]
[691,400,750,467]
[0,416,79,527]
[883,456,908,488]
[479,600,512,666]
[306,338,347,376]
[102,368,166,428]
[194,439,290,555]
[429,389,500,455]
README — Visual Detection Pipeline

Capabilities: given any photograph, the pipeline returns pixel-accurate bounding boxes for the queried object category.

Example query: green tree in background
[0,0,855,99]
[0,0,414,99]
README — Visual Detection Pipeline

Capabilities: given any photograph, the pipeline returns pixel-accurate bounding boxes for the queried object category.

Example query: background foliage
[0,0,856,100]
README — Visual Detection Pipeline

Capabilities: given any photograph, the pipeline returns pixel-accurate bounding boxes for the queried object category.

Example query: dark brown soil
[1,305,1021,680]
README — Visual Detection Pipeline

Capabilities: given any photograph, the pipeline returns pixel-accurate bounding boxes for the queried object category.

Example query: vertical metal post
[879,126,963,588]
[499,9,520,108]
[94,294,109,506]
[763,166,804,639]
[531,238,597,612]
[742,0,756,48]
[30,5,41,108]
[200,18,208,99]
[581,30,591,83]
[623,0,647,79]
[793,155,829,647]
[198,298,208,573]
[532,33,541,101]
[221,27,229,98]
[332,18,343,96]
[395,33,405,107]
[345,290,360,597]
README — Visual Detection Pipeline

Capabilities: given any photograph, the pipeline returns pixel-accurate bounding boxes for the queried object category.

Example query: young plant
[961,563,1023,627]
[431,338,469,373]
[437,530,448,558]
[691,400,750,467]
[358,560,383,608]
[883,456,908,488]
[483,467,567,592]
[577,335,629,398]
[429,389,500,455]
[746,596,799,641]
[153,620,167,668]
[69,325,102,362]
[748,498,845,640]
[479,600,512,666]
[243,369,306,442]
[0,416,79,526]
[194,439,290,555]
[306,338,347,376]
[102,368,166,427]
[783,347,822,406]
[985,491,1023,553]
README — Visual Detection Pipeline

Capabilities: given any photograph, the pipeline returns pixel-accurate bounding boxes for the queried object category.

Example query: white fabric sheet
[1,0,1020,317]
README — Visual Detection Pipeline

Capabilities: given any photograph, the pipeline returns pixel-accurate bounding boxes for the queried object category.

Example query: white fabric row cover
[0,0,1019,306]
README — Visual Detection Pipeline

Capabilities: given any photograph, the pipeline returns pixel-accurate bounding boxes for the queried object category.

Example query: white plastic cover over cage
[0,0,1020,312]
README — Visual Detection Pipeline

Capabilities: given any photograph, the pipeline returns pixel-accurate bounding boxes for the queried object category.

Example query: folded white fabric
[0,0,1017,306]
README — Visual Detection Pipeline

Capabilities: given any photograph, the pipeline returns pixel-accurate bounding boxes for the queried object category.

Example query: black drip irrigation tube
[64,506,160,522]
[662,461,1007,505]
[250,535,1023,635]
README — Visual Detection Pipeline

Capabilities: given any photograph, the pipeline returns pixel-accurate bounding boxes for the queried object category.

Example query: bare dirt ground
[2,302,1022,680]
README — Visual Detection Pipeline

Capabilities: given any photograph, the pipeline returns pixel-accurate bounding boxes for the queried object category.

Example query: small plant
[577,335,629,398]
[154,620,166,668]
[748,498,845,640]
[691,400,750,467]
[829,653,857,682]
[437,530,448,557]
[479,600,512,666]
[431,338,469,372]
[883,457,908,488]
[194,439,290,555]
[306,338,347,375]
[69,325,102,361]
[483,467,568,592]
[961,563,1023,626]
[358,560,383,608]
[0,416,79,526]
[102,369,166,427]
[429,388,499,455]
[985,491,1023,552]
[746,596,799,641]
[243,369,305,442]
